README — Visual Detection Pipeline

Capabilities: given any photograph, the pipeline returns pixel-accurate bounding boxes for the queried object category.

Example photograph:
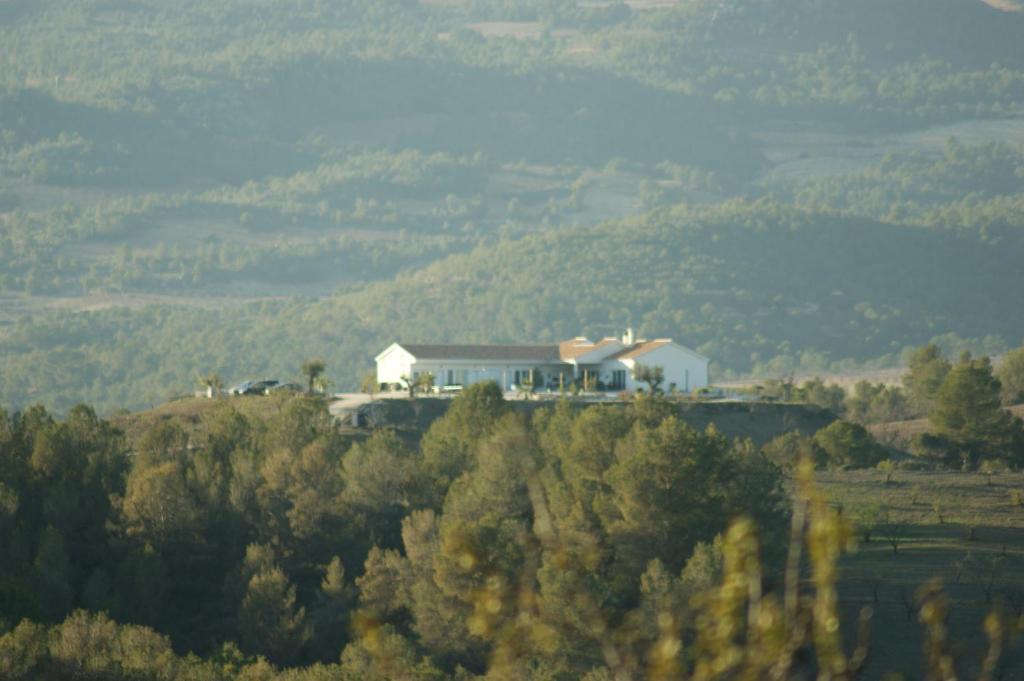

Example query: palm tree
[301,359,326,394]
[197,372,224,398]
[313,375,333,396]
[415,372,435,395]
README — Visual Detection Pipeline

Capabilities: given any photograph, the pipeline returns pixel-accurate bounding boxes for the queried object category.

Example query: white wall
[376,349,561,391]
[376,344,416,386]
[608,344,709,393]
[377,342,709,393]
[415,362,555,390]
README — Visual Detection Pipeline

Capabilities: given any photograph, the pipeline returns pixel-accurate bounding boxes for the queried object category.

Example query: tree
[903,344,951,415]
[238,566,310,665]
[633,364,665,394]
[813,421,886,469]
[120,460,203,547]
[342,430,427,545]
[848,501,883,543]
[360,371,379,398]
[414,372,435,395]
[311,555,352,660]
[845,381,912,424]
[196,373,223,398]
[761,431,823,470]
[301,359,327,395]
[797,378,846,413]
[421,381,508,497]
[997,346,1024,406]
[32,527,75,621]
[399,374,415,399]
[313,374,333,395]
[930,354,1024,466]
[602,417,784,574]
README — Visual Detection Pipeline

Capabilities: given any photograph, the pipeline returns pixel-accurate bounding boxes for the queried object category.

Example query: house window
[611,370,626,390]
[447,369,454,386]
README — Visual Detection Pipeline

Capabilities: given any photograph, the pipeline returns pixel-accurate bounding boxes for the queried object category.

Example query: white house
[375,329,709,393]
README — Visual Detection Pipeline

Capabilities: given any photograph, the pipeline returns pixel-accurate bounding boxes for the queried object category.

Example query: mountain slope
[4,201,1022,413]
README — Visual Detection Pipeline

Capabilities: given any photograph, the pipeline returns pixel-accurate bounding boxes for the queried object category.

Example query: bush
[813,420,886,469]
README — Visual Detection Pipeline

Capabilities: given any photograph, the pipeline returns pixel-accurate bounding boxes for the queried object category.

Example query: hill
[2,0,1024,414]
[4,201,1023,413]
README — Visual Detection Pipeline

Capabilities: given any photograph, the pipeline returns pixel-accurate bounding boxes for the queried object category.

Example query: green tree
[601,417,783,575]
[310,555,352,661]
[197,373,223,398]
[929,355,1024,466]
[32,527,75,621]
[761,431,823,470]
[420,381,508,498]
[301,359,327,395]
[844,381,912,424]
[414,372,435,395]
[797,378,846,413]
[360,371,379,398]
[997,346,1024,406]
[238,566,310,665]
[904,344,952,415]
[120,460,203,547]
[632,364,665,394]
[813,421,886,469]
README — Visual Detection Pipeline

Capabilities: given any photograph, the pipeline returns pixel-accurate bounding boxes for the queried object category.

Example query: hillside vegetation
[1,0,1023,412]
[4,200,1024,412]
[3,387,1023,679]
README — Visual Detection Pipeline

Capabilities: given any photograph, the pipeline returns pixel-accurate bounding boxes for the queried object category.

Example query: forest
[3,371,1024,680]
[5,1,1024,678]
[2,0,1024,412]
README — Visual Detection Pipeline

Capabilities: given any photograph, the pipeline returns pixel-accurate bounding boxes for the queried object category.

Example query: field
[817,469,1024,678]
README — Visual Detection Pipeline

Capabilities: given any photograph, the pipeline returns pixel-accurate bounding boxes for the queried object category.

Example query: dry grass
[111,394,312,444]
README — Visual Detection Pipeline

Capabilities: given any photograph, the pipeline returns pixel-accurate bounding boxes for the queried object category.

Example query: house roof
[607,340,672,360]
[558,337,619,360]
[398,343,562,362]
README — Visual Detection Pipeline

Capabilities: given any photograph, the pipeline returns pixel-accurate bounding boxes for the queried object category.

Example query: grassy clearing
[813,469,1024,678]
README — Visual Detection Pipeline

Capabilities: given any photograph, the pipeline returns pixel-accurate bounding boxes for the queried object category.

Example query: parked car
[265,382,303,394]
[230,379,280,395]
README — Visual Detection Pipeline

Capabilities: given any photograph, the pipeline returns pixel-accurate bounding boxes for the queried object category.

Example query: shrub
[813,421,886,469]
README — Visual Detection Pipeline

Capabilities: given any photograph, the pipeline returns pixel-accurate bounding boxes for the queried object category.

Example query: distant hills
[1,0,1023,413]
[4,202,1022,413]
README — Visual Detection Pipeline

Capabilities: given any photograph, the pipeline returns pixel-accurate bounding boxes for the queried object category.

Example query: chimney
[622,327,635,346]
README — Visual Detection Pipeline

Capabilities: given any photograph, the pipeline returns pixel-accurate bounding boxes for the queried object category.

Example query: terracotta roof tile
[607,340,671,361]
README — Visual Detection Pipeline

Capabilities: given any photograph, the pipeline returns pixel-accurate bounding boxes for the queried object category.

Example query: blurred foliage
[1,389,1019,678]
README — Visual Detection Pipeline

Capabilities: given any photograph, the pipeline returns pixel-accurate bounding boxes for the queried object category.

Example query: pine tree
[930,355,1024,466]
